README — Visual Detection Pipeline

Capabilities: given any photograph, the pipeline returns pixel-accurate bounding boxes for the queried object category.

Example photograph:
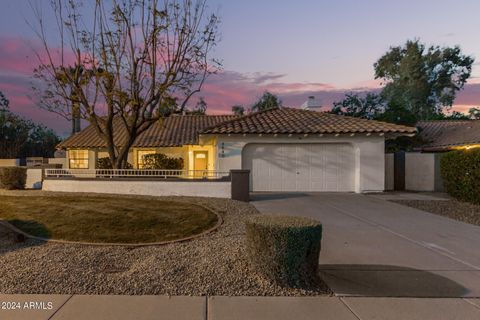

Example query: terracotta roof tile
[57,115,237,149]
[416,120,480,151]
[58,108,417,149]
[202,107,417,135]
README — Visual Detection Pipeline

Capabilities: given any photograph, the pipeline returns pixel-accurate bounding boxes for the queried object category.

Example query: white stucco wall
[26,168,43,189]
[48,158,67,168]
[405,153,437,191]
[42,179,231,198]
[209,134,386,193]
[0,159,20,167]
[384,153,394,191]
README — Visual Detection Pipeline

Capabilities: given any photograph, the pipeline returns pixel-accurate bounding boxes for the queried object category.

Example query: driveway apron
[251,193,480,297]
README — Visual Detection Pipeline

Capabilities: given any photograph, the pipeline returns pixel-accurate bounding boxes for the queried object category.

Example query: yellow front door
[193,151,208,177]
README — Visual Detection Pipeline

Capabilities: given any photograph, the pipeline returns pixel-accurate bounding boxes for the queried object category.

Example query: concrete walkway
[2,294,480,320]
[252,192,480,298]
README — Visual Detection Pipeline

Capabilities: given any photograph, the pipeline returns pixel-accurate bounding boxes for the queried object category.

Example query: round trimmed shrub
[440,149,480,204]
[245,215,322,287]
[0,167,27,190]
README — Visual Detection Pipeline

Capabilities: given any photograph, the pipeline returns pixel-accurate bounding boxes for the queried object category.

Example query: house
[416,120,480,152]
[57,107,416,193]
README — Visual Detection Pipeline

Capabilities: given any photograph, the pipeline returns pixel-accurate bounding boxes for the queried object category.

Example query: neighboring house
[57,107,415,193]
[416,120,480,152]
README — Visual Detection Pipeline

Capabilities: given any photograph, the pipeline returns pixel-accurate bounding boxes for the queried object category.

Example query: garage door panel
[295,145,310,191]
[243,143,355,192]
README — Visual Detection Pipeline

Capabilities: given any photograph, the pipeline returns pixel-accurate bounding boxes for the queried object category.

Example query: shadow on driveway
[319,264,469,297]
[250,192,310,202]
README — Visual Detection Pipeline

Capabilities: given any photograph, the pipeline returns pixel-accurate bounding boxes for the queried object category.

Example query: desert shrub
[245,215,322,287]
[96,157,132,169]
[142,153,184,170]
[440,149,480,204]
[0,167,27,190]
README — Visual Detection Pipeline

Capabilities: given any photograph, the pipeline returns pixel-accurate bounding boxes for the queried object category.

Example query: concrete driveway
[251,193,480,298]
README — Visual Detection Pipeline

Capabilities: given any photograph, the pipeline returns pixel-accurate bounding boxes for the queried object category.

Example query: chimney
[301,96,322,111]
[71,102,81,135]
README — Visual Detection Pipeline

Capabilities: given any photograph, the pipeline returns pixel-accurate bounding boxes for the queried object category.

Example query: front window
[69,150,89,169]
[137,150,156,169]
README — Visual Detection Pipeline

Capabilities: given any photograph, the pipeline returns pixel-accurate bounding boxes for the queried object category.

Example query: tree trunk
[111,140,135,169]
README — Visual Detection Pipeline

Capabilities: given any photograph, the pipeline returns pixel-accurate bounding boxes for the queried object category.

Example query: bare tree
[31,0,221,168]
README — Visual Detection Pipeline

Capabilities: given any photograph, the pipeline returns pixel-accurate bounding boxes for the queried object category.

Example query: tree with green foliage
[22,125,61,158]
[330,92,384,119]
[0,108,32,158]
[468,107,480,120]
[251,91,281,112]
[429,111,470,120]
[0,91,8,110]
[190,97,208,115]
[231,105,245,116]
[0,91,60,158]
[374,39,474,124]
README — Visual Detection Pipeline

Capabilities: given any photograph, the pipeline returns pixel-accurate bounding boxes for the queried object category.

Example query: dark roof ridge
[417,119,477,124]
[202,106,417,135]
[201,107,280,133]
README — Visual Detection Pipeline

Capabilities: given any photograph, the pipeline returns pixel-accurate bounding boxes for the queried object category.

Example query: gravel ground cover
[391,199,480,226]
[0,190,330,296]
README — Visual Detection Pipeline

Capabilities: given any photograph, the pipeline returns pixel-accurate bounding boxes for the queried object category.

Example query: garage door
[242,143,355,192]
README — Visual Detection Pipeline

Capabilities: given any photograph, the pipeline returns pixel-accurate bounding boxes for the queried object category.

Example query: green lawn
[0,195,219,244]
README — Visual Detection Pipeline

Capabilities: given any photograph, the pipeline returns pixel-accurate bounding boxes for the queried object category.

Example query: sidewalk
[2,295,480,320]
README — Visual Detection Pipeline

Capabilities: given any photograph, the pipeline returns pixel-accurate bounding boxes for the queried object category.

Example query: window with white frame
[68,150,89,169]
[137,150,156,169]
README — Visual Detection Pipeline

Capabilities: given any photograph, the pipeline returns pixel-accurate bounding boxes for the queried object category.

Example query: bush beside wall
[0,167,27,190]
[245,215,322,287]
[96,157,133,169]
[440,149,480,204]
[142,154,184,170]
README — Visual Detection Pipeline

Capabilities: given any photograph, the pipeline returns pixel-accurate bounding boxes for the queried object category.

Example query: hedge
[142,153,184,170]
[440,149,480,204]
[245,215,322,287]
[0,167,27,190]
[96,157,133,169]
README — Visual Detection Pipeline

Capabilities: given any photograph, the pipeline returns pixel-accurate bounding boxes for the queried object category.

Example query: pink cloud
[1,35,479,135]
[201,71,480,116]
[0,37,41,75]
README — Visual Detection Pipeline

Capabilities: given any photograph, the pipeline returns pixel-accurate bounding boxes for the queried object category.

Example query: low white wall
[26,168,43,189]
[381,152,442,192]
[42,179,231,198]
[48,158,67,168]
[405,153,437,191]
[384,153,394,191]
[0,159,20,167]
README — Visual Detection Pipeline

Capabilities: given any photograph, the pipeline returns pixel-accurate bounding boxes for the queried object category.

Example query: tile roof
[57,115,237,149]
[416,120,480,151]
[202,107,417,135]
[57,108,417,149]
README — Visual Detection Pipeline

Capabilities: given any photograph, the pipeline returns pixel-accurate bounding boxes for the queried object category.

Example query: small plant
[142,153,184,170]
[440,149,480,204]
[245,215,322,287]
[0,167,27,190]
[96,157,132,169]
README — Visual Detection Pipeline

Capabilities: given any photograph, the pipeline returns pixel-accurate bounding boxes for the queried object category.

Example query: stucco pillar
[231,169,250,202]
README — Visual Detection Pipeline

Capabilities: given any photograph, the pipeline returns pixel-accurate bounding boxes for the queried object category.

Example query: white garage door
[242,143,355,192]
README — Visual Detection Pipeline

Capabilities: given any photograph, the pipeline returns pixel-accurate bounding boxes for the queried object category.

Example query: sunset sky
[1,0,479,136]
